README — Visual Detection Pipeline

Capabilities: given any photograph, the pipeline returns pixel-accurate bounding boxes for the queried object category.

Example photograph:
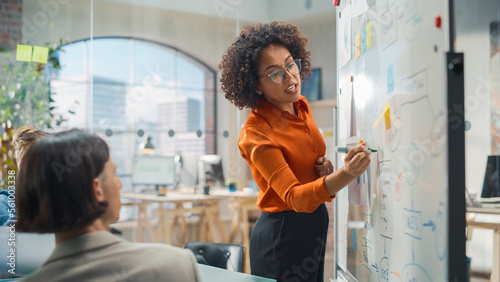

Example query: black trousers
[250,204,329,282]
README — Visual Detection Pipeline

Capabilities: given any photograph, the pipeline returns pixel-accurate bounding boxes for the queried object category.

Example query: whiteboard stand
[446,52,467,280]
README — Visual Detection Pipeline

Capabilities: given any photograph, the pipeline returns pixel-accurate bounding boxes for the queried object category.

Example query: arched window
[48,37,216,187]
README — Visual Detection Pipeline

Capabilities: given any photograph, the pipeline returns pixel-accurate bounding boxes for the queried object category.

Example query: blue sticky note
[387,64,394,94]
[361,28,367,54]
[352,229,357,251]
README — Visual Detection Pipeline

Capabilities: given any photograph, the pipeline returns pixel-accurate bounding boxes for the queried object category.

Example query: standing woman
[219,21,371,281]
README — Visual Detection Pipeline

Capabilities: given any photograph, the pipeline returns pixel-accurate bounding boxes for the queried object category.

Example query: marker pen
[334,146,378,153]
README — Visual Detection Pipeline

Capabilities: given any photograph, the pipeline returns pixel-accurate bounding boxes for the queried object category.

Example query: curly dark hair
[219,21,312,109]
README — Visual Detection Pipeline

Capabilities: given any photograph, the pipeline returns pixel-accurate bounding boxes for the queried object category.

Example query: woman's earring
[256,90,262,95]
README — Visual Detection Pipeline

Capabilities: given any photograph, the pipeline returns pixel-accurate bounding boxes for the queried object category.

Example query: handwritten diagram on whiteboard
[338,5,352,68]
[335,0,449,281]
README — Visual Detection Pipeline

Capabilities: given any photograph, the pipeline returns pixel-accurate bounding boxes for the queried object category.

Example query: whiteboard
[334,0,457,281]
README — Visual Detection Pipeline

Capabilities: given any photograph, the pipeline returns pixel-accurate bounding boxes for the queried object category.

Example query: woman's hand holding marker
[342,143,371,177]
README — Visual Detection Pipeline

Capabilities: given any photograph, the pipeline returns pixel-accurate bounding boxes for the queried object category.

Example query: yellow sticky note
[384,105,391,129]
[16,44,33,62]
[367,22,372,49]
[50,23,55,29]
[373,103,391,129]
[32,46,49,64]
[356,33,361,59]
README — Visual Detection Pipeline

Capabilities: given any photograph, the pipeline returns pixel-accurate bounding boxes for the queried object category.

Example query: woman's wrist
[342,166,355,177]
[324,166,357,196]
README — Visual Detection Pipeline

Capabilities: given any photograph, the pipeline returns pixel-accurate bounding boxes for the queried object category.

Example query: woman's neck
[55,219,109,246]
[285,104,296,115]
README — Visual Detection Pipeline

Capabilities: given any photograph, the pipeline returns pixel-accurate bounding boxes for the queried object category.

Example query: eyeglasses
[259,59,301,84]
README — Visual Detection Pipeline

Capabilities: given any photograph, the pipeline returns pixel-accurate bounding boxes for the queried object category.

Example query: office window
[47,37,216,189]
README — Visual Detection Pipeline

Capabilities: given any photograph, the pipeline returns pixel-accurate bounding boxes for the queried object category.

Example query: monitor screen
[197,155,225,187]
[480,155,500,202]
[178,154,199,188]
[301,68,321,102]
[132,156,175,185]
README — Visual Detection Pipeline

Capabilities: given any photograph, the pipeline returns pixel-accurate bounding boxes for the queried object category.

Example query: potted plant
[0,40,71,187]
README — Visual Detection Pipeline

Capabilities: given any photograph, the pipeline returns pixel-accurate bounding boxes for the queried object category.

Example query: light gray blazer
[21,231,200,282]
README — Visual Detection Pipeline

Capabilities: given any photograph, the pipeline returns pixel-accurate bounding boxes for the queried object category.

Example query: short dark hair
[219,21,312,110]
[16,129,110,233]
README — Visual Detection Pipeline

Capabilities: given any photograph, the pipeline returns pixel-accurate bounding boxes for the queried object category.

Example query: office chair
[183,241,244,272]
[110,227,122,236]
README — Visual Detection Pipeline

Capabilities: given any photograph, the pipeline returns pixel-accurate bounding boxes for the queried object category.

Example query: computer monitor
[301,68,322,102]
[197,155,225,187]
[177,154,199,188]
[132,156,175,186]
[480,155,500,202]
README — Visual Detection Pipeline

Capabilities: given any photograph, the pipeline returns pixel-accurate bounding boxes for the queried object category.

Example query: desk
[198,264,275,282]
[0,264,276,282]
[207,190,260,273]
[207,190,259,243]
[467,206,500,282]
[120,191,227,246]
[467,206,500,215]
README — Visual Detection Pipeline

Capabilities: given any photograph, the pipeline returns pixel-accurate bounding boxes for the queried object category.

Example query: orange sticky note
[373,103,391,129]
[16,44,32,62]
[356,33,361,59]
[32,46,49,64]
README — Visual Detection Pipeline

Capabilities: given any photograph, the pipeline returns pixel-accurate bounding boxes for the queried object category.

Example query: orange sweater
[238,96,334,213]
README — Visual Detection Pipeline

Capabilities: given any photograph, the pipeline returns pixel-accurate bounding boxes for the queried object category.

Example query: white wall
[288,12,337,100]
[455,0,500,273]
[455,0,498,197]
[23,0,240,71]
[268,0,336,22]
[104,0,271,22]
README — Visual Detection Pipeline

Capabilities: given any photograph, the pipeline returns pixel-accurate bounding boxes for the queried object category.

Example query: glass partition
[0,1,216,191]
[454,0,500,276]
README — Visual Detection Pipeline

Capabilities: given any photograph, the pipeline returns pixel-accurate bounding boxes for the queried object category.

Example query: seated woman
[0,126,47,226]
[16,129,200,282]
